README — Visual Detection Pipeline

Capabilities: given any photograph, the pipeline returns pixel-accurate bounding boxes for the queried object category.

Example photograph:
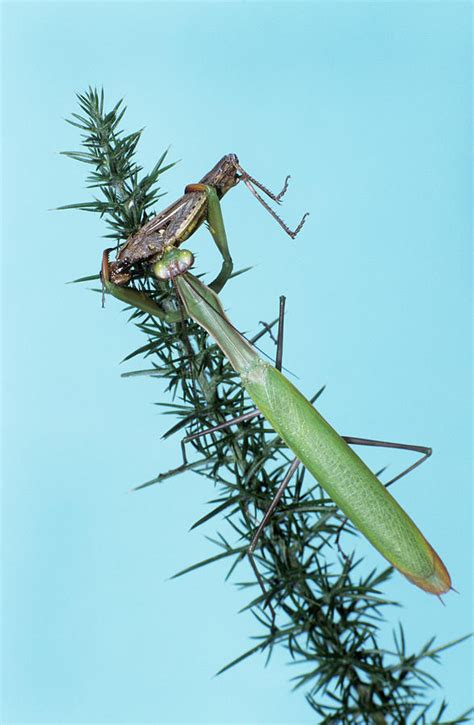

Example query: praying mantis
[101,158,452,599]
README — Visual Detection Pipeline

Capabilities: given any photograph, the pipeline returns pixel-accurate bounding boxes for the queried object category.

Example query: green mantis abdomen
[174,272,450,595]
[242,359,450,594]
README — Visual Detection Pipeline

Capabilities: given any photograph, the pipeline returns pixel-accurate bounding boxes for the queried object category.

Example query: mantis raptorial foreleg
[184,184,234,294]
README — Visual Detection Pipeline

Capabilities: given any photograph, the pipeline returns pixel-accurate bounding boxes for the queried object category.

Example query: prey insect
[105,153,308,295]
[101,181,452,600]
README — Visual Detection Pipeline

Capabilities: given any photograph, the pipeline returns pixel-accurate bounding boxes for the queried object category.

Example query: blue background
[2,2,472,722]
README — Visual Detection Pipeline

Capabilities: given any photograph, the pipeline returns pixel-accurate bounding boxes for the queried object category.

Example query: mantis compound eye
[153,248,194,280]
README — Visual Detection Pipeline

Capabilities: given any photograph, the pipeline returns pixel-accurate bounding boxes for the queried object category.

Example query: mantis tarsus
[101,163,452,601]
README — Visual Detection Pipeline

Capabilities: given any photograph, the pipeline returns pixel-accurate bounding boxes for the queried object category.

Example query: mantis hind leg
[341,437,432,489]
[247,432,433,617]
[335,437,432,558]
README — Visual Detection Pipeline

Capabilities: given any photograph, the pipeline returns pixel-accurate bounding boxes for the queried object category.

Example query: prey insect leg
[235,163,309,239]
[236,163,291,203]
[184,183,234,294]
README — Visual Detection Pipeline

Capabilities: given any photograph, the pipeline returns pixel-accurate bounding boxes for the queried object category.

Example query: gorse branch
[61,88,471,724]
[59,87,175,242]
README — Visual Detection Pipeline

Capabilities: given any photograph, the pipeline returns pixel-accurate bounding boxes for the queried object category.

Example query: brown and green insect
[105,153,308,294]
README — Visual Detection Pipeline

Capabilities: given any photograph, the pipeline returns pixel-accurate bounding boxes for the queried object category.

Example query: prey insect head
[200,154,241,197]
[153,248,195,281]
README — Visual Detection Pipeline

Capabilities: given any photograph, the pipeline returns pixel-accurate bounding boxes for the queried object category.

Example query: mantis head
[153,248,195,281]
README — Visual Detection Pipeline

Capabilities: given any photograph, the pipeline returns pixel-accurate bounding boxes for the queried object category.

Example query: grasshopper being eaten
[103,154,309,297]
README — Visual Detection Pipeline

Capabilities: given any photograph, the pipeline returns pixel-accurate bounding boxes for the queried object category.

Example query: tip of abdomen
[401,545,451,595]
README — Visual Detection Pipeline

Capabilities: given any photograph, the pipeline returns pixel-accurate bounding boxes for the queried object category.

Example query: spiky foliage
[61,88,471,724]
[59,88,174,241]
